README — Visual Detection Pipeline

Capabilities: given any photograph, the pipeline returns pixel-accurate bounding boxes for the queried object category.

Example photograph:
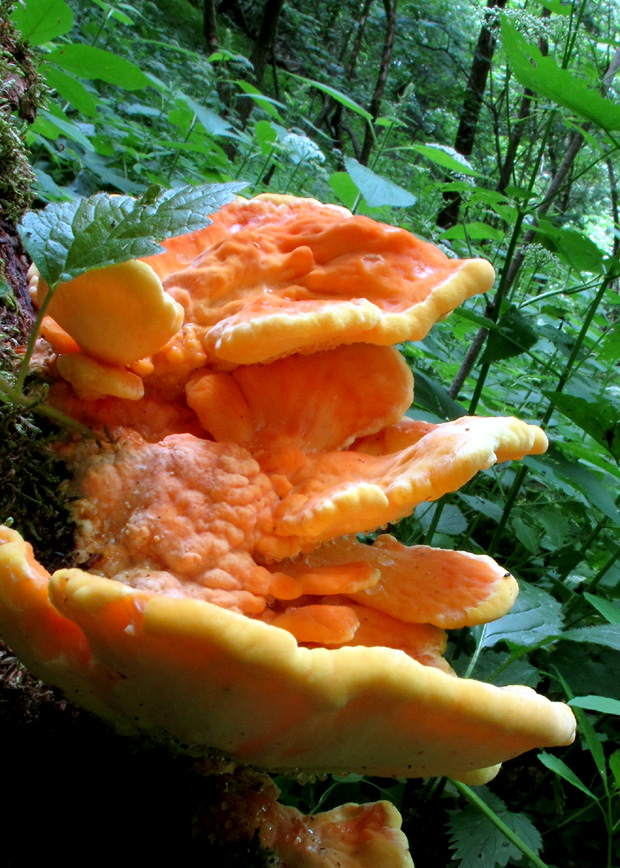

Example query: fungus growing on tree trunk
[0,193,576,862]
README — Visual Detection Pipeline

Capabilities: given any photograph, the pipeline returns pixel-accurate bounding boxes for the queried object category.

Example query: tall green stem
[487,273,614,554]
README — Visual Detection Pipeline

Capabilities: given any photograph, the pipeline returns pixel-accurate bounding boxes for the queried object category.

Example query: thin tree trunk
[449,47,620,399]
[237,0,286,126]
[359,0,398,166]
[437,0,508,227]
[251,0,286,88]
[315,0,375,133]
[203,0,219,51]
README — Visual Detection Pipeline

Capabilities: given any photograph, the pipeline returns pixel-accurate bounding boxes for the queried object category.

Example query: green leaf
[344,157,416,208]
[584,592,620,624]
[480,582,563,649]
[287,73,373,122]
[480,304,538,364]
[441,222,504,242]
[19,182,246,288]
[236,80,285,122]
[609,750,620,789]
[34,108,95,151]
[254,120,277,156]
[419,503,467,536]
[569,695,620,715]
[536,219,605,274]
[47,45,150,90]
[177,94,232,136]
[501,17,620,132]
[11,0,74,45]
[525,448,620,526]
[449,790,542,868]
[561,624,620,652]
[510,515,540,554]
[474,650,540,688]
[543,391,620,460]
[411,369,466,421]
[44,68,99,118]
[538,752,596,798]
[530,0,571,15]
[457,493,504,524]
[412,143,483,177]
[90,0,134,25]
[598,322,620,362]
[328,172,359,210]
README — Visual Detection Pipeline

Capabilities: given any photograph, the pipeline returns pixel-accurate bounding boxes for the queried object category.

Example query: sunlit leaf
[344,157,416,208]
[412,142,483,177]
[569,695,620,715]
[235,80,285,121]
[501,17,620,132]
[328,172,359,210]
[44,68,99,118]
[442,222,504,242]
[11,0,74,45]
[19,182,246,288]
[287,73,373,122]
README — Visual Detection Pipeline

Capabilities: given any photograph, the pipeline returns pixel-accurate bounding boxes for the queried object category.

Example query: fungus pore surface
[0,194,575,783]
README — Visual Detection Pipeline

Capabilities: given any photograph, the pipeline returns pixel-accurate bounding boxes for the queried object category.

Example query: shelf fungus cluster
[1,194,575,865]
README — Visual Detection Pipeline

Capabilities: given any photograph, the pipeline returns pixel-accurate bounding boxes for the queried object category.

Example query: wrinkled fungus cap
[143,194,496,366]
[1,193,576,783]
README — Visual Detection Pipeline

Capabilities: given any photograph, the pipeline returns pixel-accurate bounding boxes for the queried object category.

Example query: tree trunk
[251,0,286,88]
[315,0,375,135]
[237,0,286,126]
[359,0,398,166]
[437,0,508,228]
[203,0,219,51]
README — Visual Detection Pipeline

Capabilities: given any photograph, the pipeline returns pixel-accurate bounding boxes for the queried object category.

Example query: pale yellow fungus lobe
[0,530,576,778]
[38,259,184,366]
[57,353,145,401]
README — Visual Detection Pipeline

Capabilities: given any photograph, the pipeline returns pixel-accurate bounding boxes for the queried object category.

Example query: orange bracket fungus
[1,196,575,841]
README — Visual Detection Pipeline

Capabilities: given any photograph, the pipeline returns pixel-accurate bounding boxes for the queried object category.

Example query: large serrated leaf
[19,182,246,287]
[449,789,542,868]
[480,582,563,649]
[561,624,620,652]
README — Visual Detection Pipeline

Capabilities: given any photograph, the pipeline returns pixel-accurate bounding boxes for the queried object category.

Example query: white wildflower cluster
[281,132,325,165]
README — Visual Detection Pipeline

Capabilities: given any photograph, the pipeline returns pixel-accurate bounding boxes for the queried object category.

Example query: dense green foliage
[7,0,620,864]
